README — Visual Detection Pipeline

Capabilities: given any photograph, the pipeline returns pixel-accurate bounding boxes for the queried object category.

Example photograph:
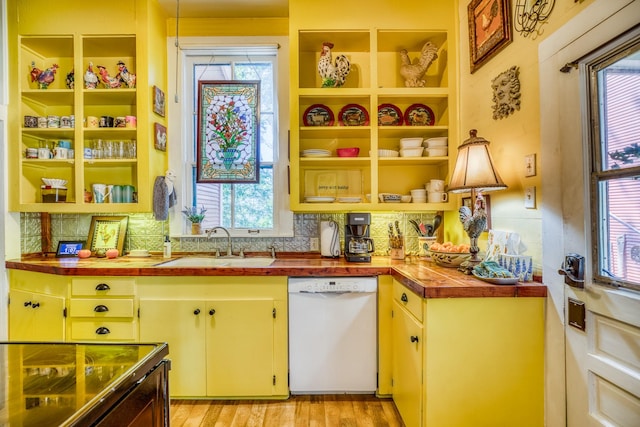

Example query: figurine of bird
[317,42,351,88]
[459,193,488,254]
[116,60,136,88]
[399,41,439,88]
[65,69,74,89]
[30,62,59,89]
[97,65,121,89]
[84,62,99,89]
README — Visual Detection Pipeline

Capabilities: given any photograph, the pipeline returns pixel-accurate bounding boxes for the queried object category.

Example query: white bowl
[423,137,448,147]
[42,178,68,188]
[378,149,400,157]
[400,147,424,157]
[401,195,412,203]
[426,147,448,157]
[399,137,423,149]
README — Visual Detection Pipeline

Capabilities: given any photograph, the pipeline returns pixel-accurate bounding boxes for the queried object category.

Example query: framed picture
[154,122,167,151]
[462,195,491,231]
[153,85,165,117]
[87,216,128,255]
[468,0,512,73]
[196,80,260,183]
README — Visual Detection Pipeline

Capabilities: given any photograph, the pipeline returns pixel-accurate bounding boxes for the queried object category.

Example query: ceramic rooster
[84,62,99,89]
[30,62,59,89]
[458,193,488,273]
[66,69,74,89]
[399,41,439,88]
[116,60,136,88]
[317,42,351,88]
[97,65,121,89]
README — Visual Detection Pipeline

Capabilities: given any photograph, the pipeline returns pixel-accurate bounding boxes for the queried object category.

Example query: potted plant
[182,205,207,235]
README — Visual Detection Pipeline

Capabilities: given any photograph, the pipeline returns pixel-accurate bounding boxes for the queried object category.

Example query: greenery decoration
[182,205,207,223]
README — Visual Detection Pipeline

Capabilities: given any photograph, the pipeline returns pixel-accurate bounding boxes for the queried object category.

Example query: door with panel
[9,289,65,341]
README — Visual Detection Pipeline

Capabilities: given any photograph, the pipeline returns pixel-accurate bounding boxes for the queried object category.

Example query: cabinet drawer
[393,280,423,321]
[70,320,137,341]
[71,278,135,296]
[69,299,134,318]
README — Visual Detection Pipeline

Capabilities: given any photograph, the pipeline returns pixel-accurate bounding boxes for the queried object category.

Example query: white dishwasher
[288,276,377,394]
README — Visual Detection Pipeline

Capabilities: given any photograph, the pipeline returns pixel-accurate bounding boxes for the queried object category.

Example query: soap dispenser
[163,236,171,258]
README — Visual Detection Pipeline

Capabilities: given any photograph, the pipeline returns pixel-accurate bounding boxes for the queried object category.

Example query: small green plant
[182,205,207,223]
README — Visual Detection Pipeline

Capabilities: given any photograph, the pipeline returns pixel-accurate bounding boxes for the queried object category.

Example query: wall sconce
[514,0,556,38]
[448,129,507,274]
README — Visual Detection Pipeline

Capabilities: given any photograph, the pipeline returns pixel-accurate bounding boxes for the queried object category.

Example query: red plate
[303,104,334,126]
[404,103,435,126]
[339,104,369,126]
[378,103,403,126]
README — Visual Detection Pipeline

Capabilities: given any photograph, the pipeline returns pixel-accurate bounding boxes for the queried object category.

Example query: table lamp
[448,129,507,274]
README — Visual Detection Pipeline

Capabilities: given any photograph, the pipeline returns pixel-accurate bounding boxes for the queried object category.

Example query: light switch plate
[525,154,536,177]
[525,186,536,209]
[310,237,319,251]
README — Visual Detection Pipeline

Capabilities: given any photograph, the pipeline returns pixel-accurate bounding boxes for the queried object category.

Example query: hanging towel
[153,176,170,220]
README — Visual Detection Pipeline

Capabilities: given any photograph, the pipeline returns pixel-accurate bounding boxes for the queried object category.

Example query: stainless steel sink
[156,256,275,268]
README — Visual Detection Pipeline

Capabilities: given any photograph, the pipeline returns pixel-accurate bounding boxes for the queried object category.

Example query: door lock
[558,253,585,288]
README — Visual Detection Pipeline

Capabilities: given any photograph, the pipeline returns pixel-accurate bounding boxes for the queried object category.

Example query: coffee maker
[344,213,375,262]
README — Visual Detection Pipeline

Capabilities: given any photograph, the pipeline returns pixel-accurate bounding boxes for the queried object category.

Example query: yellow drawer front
[393,280,423,321]
[70,320,137,341]
[71,278,135,296]
[69,299,134,318]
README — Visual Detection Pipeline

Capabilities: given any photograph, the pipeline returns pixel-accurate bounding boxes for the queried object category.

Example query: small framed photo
[153,85,166,117]
[56,240,85,258]
[154,122,167,151]
[87,216,128,255]
[468,0,512,73]
[462,195,491,231]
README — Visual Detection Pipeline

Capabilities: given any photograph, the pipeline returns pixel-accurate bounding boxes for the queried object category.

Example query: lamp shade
[448,129,507,193]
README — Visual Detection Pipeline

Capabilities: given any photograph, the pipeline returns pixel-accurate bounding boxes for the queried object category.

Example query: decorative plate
[303,104,334,127]
[404,103,435,126]
[378,104,403,126]
[472,272,519,285]
[339,104,369,126]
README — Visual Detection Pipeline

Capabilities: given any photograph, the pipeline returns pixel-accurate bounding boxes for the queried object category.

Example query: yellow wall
[451,0,596,274]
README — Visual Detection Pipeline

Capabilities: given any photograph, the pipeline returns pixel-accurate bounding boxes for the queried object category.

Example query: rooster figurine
[116,60,136,88]
[97,65,121,89]
[458,193,488,274]
[317,42,351,88]
[84,62,99,89]
[30,62,59,89]
[399,41,439,88]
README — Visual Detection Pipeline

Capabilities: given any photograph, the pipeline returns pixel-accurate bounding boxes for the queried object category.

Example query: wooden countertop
[5,254,547,299]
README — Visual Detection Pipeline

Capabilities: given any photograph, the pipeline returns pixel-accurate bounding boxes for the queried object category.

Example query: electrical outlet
[310,237,319,251]
[525,186,536,209]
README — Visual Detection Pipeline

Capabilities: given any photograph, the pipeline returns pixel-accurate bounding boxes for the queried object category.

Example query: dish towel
[153,175,177,221]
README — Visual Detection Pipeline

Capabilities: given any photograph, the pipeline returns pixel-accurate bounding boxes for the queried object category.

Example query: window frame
[167,36,292,238]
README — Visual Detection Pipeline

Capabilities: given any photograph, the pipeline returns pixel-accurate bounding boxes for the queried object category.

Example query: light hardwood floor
[170,395,404,426]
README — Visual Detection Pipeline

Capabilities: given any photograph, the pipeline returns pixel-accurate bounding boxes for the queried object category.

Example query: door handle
[558,253,585,288]
[95,327,110,335]
[95,283,111,291]
[94,305,109,312]
[410,335,419,343]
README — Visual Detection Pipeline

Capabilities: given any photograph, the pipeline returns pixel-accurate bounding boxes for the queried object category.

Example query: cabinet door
[206,299,275,397]
[392,300,423,427]
[139,300,206,397]
[9,289,65,341]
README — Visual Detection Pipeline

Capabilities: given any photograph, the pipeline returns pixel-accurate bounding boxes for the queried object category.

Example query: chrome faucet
[206,226,233,257]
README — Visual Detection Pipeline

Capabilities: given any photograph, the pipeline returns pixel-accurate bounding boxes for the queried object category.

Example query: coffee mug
[58,140,72,149]
[83,147,93,159]
[115,116,126,128]
[430,179,445,192]
[26,147,38,158]
[100,116,114,128]
[111,185,124,203]
[53,147,68,159]
[47,115,60,128]
[37,147,53,159]
[60,116,72,128]
[86,116,99,128]
[24,115,38,128]
[428,191,448,203]
[125,115,137,128]
[92,183,111,203]
[123,185,135,203]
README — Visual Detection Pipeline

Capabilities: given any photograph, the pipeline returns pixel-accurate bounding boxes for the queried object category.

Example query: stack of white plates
[337,196,362,203]
[301,149,331,157]
[305,196,336,203]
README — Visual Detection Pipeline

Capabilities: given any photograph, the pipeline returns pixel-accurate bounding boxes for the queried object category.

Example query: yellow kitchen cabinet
[8,270,68,341]
[137,276,288,399]
[289,1,458,212]
[6,0,167,213]
[389,279,545,427]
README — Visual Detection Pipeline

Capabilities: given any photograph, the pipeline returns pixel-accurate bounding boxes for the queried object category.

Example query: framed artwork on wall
[87,216,128,255]
[153,85,165,117]
[154,123,167,151]
[468,0,512,73]
[462,195,492,231]
[196,80,260,183]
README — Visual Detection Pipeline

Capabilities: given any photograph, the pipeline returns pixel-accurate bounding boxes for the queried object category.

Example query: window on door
[586,32,640,290]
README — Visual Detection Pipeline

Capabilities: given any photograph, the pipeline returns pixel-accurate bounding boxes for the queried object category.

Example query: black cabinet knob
[94,305,109,312]
[96,327,110,335]
[410,335,419,343]
[31,302,40,308]
[209,309,216,315]
[401,293,408,303]
[95,283,111,291]
[193,309,201,315]
[24,301,32,307]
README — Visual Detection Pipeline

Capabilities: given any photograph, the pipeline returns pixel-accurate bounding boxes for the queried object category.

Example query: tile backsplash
[21,211,439,257]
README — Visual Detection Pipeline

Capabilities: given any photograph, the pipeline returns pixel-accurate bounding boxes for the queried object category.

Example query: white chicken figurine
[458,193,488,273]
[317,42,351,88]
[399,41,439,88]
[84,62,99,89]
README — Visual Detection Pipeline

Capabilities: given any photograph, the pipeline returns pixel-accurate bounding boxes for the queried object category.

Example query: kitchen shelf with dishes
[11,33,144,213]
[290,27,455,212]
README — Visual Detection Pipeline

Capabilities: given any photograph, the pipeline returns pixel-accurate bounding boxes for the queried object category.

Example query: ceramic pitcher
[92,184,111,203]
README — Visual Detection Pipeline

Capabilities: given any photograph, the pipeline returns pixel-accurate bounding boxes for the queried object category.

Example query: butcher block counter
[6,253,546,299]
